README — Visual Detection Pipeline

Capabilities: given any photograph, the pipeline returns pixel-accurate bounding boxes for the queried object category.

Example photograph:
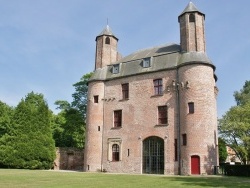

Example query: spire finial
[107,18,109,26]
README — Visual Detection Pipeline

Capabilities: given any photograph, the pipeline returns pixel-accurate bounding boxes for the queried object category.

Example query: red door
[191,155,200,175]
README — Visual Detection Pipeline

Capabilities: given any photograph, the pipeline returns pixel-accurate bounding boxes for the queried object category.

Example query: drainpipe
[176,68,181,175]
[101,83,105,172]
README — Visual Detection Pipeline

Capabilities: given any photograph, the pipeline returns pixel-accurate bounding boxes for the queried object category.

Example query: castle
[84,2,218,175]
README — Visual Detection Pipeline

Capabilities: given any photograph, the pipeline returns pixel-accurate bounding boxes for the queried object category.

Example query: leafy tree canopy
[0,92,55,169]
[219,81,250,164]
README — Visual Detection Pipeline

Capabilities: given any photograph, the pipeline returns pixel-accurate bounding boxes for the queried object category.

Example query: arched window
[189,14,195,22]
[143,136,164,174]
[105,37,110,44]
[112,144,119,161]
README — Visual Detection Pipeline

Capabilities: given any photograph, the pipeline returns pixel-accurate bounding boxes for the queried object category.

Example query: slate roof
[96,25,118,40]
[179,2,204,18]
[90,43,214,82]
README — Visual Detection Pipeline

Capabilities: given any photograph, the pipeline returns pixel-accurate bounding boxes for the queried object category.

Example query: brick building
[84,2,218,175]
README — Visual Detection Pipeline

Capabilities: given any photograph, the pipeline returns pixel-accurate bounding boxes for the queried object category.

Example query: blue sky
[0,0,249,117]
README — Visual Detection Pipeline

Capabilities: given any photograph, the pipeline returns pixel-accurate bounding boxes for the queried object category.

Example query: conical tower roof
[96,25,118,40]
[179,2,204,18]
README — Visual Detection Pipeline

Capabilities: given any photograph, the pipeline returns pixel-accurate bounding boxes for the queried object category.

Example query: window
[174,139,178,161]
[112,144,120,161]
[114,110,122,128]
[122,83,129,99]
[188,102,194,114]
[105,37,110,44]
[108,138,122,161]
[112,64,119,74]
[94,95,99,103]
[154,79,163,95]
[182,134,187,146]
[158,106,168,124]
[142,57,151,68]
[189,14,195,22]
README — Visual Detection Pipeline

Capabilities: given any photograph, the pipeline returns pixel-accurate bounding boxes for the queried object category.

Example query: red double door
[191,155,200,175]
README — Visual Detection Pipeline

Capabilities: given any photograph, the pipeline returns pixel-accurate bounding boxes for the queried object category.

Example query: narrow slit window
[98,126,100,131]
[182,134,187,146]
[175,139,178,161]
[94,95,99,103]
[188,102,194,114]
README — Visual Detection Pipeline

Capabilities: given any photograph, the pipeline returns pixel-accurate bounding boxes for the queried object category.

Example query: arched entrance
[143,136,164,174]
[191,155,200,175]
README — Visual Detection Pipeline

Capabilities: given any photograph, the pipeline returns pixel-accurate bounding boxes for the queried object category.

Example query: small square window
[188,102,194,114]
[112,64,120,74]
[142,57,151,68]
[94,95,99,103]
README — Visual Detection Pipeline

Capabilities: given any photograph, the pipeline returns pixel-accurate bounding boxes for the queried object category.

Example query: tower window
[122,83,129,100]
[112,144,120,161]
[158,106,168,124]
[154,79,163,95]
[142,57,151,68]
[188,102,194,114]
[114,110,122,128]
[112,64,119,74]
[105,37,110,44]
[189,14,195,22]
[94,95,99,103]
[182,134,187,146]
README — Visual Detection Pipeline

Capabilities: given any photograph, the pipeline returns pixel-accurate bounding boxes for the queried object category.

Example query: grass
[0,169,250,188]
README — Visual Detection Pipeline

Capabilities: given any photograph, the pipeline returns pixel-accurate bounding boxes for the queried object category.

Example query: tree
[0,101,13,138]
[53,72,92,148]
[218,137,228,163]
[234,80,250,106]
[0,92,56,169]
[71,72,93,119]
[219,99,250,164]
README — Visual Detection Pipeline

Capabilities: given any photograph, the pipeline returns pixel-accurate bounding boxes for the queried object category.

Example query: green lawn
[0,169,249,188]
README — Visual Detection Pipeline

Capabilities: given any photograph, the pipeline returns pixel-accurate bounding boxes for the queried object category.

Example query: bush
[224,165,250,177]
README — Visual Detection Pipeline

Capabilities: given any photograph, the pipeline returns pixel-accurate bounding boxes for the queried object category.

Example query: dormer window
[105,37,110,44]
[142,57,151,68]
[112,64,120,74]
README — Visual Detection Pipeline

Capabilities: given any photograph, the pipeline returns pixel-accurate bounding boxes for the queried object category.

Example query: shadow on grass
[162,176,250,188]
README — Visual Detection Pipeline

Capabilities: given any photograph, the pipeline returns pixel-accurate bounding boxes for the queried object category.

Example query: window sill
[111,127,122,130]
[119,99,129,102]
[155,124,169,127]
[151,94,163,98]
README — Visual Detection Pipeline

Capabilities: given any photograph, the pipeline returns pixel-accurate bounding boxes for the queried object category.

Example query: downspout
[176,68,181,175]
[101,83,105,171]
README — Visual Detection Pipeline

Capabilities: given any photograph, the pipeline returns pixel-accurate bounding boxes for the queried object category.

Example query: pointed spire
[179,2,204,17]
[96,25,118,40]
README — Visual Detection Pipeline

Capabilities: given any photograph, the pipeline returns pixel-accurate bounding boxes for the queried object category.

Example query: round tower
[84,81,105,172]
[95,25,119,69]
[177,2,218,175]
